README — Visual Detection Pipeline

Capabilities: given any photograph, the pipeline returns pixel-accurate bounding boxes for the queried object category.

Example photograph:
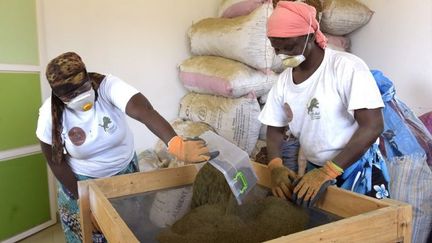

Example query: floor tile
[18,223,65,243]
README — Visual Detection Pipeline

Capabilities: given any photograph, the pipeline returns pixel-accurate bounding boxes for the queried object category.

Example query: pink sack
[418,111,432,167]
[179,56,277,98]
[324,33,351,51]
[219,0,271,18]
[419,111,432,136]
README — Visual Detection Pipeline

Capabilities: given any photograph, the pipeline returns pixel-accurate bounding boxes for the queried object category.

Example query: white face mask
[277,14,313,69]
[278,53,306,68]
[65,88,95,112]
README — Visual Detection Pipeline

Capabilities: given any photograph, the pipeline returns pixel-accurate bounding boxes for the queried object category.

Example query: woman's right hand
[268,157,299,200]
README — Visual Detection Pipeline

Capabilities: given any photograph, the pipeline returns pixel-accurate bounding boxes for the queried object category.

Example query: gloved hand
[293,160,343,207]
[268,157,300,200]
[167,136,211,164]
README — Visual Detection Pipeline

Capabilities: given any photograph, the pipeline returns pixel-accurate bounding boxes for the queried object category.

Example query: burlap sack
[188,3,276,71]
[179,93,261,155]
[321,0,373,35]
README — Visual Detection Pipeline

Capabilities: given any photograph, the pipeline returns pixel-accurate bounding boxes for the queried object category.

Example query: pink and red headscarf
[267,1,327,49]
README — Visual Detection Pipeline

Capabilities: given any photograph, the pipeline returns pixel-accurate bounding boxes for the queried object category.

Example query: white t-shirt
[36,74,139,177]
[259,49,384,166]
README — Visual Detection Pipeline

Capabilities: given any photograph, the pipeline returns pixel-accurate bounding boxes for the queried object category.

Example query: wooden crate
[78,162,412,243]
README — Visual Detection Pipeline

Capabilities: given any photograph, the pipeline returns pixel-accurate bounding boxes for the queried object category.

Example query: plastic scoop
[200,131,258,204]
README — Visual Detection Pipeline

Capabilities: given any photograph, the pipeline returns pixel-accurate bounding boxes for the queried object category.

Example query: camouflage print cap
[46,52,89,97]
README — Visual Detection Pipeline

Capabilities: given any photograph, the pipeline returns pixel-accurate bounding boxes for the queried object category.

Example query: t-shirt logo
[99,116,112,132]
[68,127,86,146]
[307,98,321,120]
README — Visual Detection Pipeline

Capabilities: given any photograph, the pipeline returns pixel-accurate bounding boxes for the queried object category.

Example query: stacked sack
[140,0,376,170]
[138,1,277,170]
[140,2,279,228]
[320,0,374,52]
[178,0,280,157]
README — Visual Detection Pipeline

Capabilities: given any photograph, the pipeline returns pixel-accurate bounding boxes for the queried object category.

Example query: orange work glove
[293,160,343,207]
[268,157,300,200]
[167,136,211,164]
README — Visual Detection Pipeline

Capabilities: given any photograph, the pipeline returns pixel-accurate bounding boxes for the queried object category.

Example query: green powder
[157,163,308,242]
[190,161,232,209]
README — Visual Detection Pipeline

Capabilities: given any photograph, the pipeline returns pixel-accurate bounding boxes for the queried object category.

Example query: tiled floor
[18,223,65,243]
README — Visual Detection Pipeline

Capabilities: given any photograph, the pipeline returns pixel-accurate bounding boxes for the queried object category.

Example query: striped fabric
[386,154,432,243]
[373,70,432,243]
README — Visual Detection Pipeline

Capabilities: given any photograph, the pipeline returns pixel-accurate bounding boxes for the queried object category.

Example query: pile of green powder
[157,163,308,243]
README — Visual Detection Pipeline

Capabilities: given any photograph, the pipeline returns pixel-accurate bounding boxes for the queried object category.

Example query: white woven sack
[149,119,215,228]
[179,56,277,98]
[189,3,275,70]
[149,186,194,228]
[137,149,161,172]
[179,92,261,155]
[321,0,373,36]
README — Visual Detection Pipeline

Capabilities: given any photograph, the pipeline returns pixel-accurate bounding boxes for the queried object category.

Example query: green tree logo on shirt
[307,98,321,120]
[99,116,112,132]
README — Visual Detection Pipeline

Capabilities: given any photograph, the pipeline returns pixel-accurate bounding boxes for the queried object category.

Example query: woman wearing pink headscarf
[259,1,390,206]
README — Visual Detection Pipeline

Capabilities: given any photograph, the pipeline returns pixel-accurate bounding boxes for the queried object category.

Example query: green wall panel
[0,72,41,150]
[0,0,39,65]
[0,153,50,241]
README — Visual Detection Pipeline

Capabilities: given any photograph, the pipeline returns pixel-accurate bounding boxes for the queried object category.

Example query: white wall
[37,0,220,152]
[349,0,432,115]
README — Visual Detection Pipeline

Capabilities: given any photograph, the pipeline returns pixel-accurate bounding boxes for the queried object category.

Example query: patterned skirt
[57,155,139,243]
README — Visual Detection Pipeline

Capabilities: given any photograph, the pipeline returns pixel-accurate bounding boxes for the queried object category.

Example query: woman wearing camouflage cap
[36,52,212,242]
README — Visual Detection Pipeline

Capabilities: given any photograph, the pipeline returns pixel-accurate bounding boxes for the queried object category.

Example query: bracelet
[328,160,344,173]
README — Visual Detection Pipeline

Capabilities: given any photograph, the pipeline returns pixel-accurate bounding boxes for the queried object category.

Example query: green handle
[234,171,248,194]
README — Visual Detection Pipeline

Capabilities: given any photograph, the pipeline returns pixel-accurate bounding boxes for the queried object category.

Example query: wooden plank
[92,165,198,198]
[88,182,139,243]
[78,180,93,243]
[81,161,412,243]
[315,186,392,218]
[383,198,412,243]
[252,162,392,217]
[251,161,410,242]
[266,206,400,243]
[397,204,412,243]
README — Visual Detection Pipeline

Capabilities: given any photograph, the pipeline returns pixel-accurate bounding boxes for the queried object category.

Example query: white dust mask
[65,88,95,112]
[278,14,313,68]
[278,53,306,68]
